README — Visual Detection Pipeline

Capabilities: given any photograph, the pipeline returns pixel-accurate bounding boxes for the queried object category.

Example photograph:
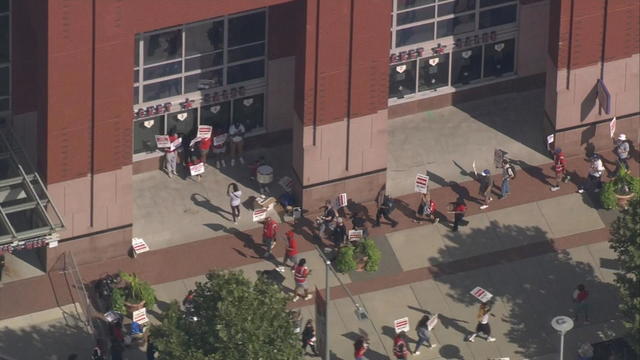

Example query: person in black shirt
[332,217,347,247]
[317,201,336,238]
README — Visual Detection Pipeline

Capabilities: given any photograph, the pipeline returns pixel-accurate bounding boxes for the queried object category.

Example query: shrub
[334,246,357,273]
[357,238,381,272]
[119,271,157,309]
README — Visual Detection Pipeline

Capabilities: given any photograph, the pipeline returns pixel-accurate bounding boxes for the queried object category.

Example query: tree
[609,196,640,352]
[151,270,302,360]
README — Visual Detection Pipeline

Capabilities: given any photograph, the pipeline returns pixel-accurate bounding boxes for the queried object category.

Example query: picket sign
[470,286,493,303]
[472,161,477,176]
[279,176,294,192]
[348,230,363,242]
[415,174,429,194]
[213,133,228,146]
[546,134,555,150]
[394,317,410,333]
[132,307,149,324]
[427,313,439,331]
[189,136,202,148]
[132,237,150,257]
[169,137,182,151]
[610,117,616,138]
[190,163,205,176]
[252,208,268,222]
[198,125,213,139]
[333,193,348,209]
[155,135,170,148]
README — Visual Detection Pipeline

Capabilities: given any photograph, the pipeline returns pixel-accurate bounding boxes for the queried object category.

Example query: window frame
[0,3,10,120]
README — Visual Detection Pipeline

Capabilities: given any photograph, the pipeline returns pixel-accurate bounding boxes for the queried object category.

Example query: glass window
[437,0,476,16]
[200,102,231,132]
[184,69,223,93]
[0,98,8,111]
[143,61,182,81]
[185,20,224,56]
[389,61,417,98]
[143,78,181,102]
[227,60,265,84]
[480,0,514,7]
[227,43,266,63]
[185,52,223,71]
[0,15,8,63]
[0,66,8,97]
[228,12,266,47]
[418,54,450,91]
[133,116,165,154]
[436,14,475,38]
[479,4,517,29]
[396,23,434,47]
[133,86,139,105]
[134,36,140,68]
[134,69,139,83]
[396,6,435,26]
[144,29,182,66]
[167,109,198,137]
[397,0,435,10]
[232,94,264,132]
[483,38,515,77]
[451,46,482,85]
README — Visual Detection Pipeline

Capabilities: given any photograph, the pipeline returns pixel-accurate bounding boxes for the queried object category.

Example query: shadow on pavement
[191,193,232,222]
[0,321,93,360]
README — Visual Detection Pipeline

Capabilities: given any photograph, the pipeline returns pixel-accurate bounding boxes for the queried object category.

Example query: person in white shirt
[227,182,242,224]
[467,303,495,342]
[228,121,246,166]
[578,154,605,193]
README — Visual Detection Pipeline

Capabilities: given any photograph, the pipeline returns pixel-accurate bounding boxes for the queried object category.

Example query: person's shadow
[511,159,553,186]
[191,193,232,222]
[407,305,471,339]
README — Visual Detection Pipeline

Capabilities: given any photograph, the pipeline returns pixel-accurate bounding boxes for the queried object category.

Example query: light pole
[551,316,574,360]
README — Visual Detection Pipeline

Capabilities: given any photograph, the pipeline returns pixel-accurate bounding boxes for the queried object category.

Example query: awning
[0,125,65,250]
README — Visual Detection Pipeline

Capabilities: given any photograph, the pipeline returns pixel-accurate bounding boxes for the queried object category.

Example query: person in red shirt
[164,128,179,178]
[262,217,279,258]
[415,192,439,224]
[277,230,298,272]
[210,128,227,168]
[449,199,467,232]
[551,147,570,191]
[572,284,589,323]
[393,331,411,359]
[198,135,212,167]
[293,258,312,302]
[354,336,368,360]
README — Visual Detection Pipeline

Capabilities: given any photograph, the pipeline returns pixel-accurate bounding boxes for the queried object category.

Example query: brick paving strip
[0,154,634,320]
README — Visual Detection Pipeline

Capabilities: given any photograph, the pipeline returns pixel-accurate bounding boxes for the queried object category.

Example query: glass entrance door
[232,94,264,132]
[200,102,231,133]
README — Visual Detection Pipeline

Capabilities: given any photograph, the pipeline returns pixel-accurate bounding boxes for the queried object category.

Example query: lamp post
[551,316,574,360]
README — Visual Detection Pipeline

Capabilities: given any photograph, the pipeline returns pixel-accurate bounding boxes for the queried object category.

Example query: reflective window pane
[143,29,182,66]
[228,12,266,47]
[143,61,182,81]
[200,102,231,132]
[436,14,475,38]
[185,52,223,71]
[451,46,482,85]
[232,94,264,132]
[134,36,140,67]
[397,0,435,11]
[395,23,434,47]
[437,0,476,16]
[396,6,435,26]
[0,15,8,63]
[483,38,515,77]
[0,98,8,111]
[227,60,265,84]
[227,43,266,63]
[184,69,223,93]
[480,0,514,8]
[185,20,224,56]
[134,69,139,83]
[418,54,450,91]
[0,66,8,97]
[0,0,7,13]
[167,109,198,137]
[143,78,181,102]
[133,86,139,105]
[479,4,517,29]
[133,116,165,154]
[389,61,417,98]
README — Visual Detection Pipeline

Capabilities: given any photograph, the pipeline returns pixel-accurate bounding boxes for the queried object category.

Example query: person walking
[350,210,369,238]
[551,148,569,191]
[374,185,398,228]
[354,336,369,360]
[277,230,298,272]
[301,319,319,356]
[317,200,336,238]
[467,303,496,342]
[198,134,212,167]
[414,314,437,354]
[393,331,411,359]
[449,199,467,232]
[331,217,348,247]
[164,128,179,178]
[228,120,246,166]
[578,154,605,193]
[478,169,493,209]
[293,258,312,302]
[572,284,590,323]
[211,127,227,168]
[227,183,242,224]
[614,133,630,172]
[262,216,279,258]
[414,192,439,224]
[500,159,516,198]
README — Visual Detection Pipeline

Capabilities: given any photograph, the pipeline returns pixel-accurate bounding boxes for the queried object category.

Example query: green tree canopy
[609,196,640,352]
[151,270,302,360]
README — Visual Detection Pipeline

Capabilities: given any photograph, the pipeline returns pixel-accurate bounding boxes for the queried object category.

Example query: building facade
[1,0,638,271]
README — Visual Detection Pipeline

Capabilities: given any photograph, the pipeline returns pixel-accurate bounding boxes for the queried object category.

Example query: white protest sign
[279,176,294,192]
[427,313,439,331]
[131,237,149,257]
[155,135,170,148]
[610,117,616,138]
[394,317,410,333]
[252,208,268,222]
[169,137,182,151]
[472,161,477,176]
[132,307,149,324]
[189,136,202,148]
[348,230,363,242]
[198,125,213,139]
[546,134,555,150]
[470,286,493,303]
[190,163,204,176]
[415,174,429,194]
[213,133,227,146]
[333,193,347,209]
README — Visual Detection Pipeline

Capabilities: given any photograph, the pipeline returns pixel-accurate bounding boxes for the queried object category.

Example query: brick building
[0,0,638,272]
